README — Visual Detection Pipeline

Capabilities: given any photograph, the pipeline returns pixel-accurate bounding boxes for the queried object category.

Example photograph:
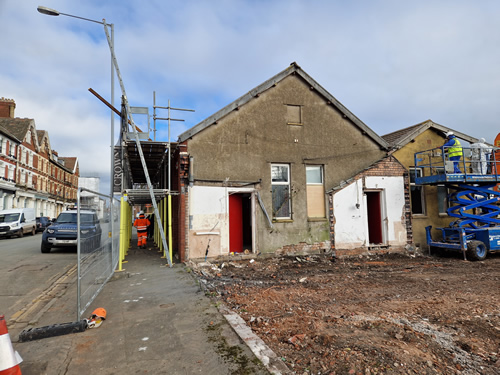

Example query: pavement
[6,238,287,375]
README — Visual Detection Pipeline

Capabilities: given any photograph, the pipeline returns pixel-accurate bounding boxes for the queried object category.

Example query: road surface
[0,233,77,329]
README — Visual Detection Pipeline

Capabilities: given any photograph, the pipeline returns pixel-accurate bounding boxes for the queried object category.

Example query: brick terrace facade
[0,98,78,216]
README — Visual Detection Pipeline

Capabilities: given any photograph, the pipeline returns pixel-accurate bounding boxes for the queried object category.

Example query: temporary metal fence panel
[77,187,120,320]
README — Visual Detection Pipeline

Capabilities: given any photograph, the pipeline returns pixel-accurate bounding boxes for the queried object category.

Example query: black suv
[36,216,51,233]
[41,210,102,253]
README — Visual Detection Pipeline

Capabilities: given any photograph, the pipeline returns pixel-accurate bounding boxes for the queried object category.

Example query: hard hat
[86,307,106,329]
[139,210,144,215]
[446,131,454,137]
[91,307,106,320]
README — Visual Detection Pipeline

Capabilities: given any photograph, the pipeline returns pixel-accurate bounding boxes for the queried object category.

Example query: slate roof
[37,130,47,145]
[0,117,33,142]
[178,62,389,150]
[58,157,78,173]
[382,119,483,149]
[36,130,52,155]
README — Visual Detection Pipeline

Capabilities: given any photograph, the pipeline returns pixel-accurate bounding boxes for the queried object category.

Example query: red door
[366,192,383,244]
[229,194,243,253]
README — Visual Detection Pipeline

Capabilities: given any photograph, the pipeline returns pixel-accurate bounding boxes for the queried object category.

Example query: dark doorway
[366,191,383,245]
[229,193,252,253]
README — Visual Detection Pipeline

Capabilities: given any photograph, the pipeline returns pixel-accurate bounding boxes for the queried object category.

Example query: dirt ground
[190,251,500,374]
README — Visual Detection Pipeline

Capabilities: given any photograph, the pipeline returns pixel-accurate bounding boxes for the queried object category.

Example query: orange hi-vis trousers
[137,231,147,247]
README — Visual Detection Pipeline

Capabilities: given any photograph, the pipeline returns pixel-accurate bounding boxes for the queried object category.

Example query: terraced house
[0,98,78,217]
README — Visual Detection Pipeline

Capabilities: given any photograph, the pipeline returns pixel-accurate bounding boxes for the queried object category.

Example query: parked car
[41,210,102,253]
[36,216,51,233]
[0,208,36,238]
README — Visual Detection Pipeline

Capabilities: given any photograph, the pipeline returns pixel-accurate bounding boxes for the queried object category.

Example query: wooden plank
[307,185,325,218]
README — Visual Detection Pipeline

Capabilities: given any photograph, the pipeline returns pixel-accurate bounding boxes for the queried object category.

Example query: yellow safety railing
[168,195,173,262]
[116,195,131,272]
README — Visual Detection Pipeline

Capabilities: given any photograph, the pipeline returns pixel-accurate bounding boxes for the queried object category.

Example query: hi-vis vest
[134,217,149,233]
[447,138,463,158]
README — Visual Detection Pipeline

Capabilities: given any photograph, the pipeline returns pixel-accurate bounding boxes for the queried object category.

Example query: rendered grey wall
[186,74,386,253]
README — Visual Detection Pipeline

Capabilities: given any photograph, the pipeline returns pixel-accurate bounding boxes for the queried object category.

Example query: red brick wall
[172,143,190,262]
[0,98,15,118]
[274,241,330,256]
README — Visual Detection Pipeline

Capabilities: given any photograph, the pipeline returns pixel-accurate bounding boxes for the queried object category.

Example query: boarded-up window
[437,185,449,214]
[286,105,302,125]
[306,165,325,218]
[435,167,449,214]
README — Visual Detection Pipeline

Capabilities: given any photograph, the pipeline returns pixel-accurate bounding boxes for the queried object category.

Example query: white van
[0,208,37,238]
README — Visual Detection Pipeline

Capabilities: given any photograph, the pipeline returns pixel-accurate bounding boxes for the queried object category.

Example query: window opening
[271,164,291,219]
[410,167,425,215]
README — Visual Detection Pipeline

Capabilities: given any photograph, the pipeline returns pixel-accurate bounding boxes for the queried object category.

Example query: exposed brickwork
[360,155,407,178]
[173,143,190,262]
[334,246,407,258]
[328,194,335,250]
[274,241,331,256]
[0,98,15,118]
[403,171,413,244]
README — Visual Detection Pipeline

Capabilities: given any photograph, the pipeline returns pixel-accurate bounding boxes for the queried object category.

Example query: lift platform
[414,143,500,260]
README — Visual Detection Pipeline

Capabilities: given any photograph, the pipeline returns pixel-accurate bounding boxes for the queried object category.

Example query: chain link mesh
[77,187,120,319]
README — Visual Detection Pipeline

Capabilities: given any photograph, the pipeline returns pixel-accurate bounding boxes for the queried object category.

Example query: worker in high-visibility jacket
[133,211,150,248]
[442,131,463,173]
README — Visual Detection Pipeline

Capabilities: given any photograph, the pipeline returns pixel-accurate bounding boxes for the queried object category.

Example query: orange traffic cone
[0,315,22,375]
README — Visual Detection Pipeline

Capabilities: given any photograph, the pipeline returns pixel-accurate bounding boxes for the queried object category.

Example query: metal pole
[168,100,172,261]
[117,195,126,271]
[153,91,157,142]
[102,24,173,267]
[153,98,194,262]
[109,23,115,259]
[37,6,117,276]
[76,188,81,320]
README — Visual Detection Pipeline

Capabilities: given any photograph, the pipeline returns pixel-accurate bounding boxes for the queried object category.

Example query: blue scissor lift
[414,146,500,260]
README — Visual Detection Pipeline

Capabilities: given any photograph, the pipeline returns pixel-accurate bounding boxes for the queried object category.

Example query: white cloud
[2,0,500,191]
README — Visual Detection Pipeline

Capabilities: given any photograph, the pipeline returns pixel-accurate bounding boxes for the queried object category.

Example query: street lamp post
[37,6,117,317]
[37,5,115,231]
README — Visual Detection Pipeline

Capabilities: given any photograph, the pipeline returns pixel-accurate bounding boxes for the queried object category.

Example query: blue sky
[2,0,500,189]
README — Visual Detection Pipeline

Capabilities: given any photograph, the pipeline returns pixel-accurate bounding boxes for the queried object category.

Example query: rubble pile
[190,253,500,374]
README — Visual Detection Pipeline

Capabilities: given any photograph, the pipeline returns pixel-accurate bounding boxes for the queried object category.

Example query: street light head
[37,6,60,16]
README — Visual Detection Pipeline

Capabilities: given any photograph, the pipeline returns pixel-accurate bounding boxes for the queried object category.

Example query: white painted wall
[333,180,367,249]
[365,176,407,246]
[78,177,100,194]
[333,176,407,250]
[189,186,229,257]
[188,185,257,259]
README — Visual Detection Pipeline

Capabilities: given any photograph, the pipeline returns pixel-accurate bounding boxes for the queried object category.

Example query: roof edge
[178,62,389,150]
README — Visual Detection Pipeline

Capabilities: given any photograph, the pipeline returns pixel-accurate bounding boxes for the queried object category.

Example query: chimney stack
[0,98,16,118]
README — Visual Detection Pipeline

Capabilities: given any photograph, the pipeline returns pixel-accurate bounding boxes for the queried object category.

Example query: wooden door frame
[227,188,256,253]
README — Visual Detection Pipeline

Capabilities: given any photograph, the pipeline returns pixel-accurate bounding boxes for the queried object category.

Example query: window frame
[8,165,14,181]
[409,167,426,215]
[271,163,292,220]
[306,165,326,218]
